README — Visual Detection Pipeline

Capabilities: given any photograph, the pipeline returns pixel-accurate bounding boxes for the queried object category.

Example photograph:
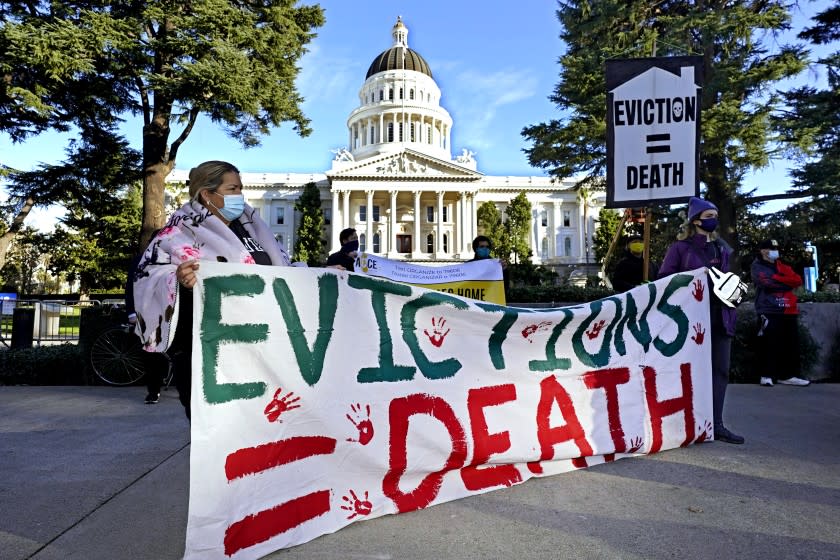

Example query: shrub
[0,344,86,385]
[730,309,821,384]
[507,284,614,305]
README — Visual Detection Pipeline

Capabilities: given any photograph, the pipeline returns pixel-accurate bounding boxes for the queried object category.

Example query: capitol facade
[170,18,602,269]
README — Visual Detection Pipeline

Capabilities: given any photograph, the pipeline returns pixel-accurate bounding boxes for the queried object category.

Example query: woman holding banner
[132,160,292,419]
[658,197,744,445]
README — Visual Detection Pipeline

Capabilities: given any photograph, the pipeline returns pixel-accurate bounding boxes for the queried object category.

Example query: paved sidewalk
[1,384,839,560]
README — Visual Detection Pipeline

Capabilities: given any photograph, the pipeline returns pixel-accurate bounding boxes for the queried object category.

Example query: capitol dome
[365,17,432,79]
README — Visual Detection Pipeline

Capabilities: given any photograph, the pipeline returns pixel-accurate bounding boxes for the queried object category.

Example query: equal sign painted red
[224,436,336,556]
[645,133,671,153]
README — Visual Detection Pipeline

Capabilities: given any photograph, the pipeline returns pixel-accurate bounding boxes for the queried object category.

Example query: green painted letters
[201,275,268,404]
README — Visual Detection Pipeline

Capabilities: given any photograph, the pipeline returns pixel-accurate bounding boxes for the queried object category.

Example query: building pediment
[327,149,482,182]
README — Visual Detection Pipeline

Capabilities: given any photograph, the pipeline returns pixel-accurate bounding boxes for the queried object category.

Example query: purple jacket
[658,234,737,336]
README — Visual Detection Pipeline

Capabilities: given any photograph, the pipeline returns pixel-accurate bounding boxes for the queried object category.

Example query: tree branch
[168,106,199,164]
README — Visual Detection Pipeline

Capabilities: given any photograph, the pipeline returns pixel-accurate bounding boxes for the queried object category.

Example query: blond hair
[188,161,240,202]
[675,210,719,241]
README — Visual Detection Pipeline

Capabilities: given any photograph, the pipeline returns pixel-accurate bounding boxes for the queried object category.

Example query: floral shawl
[133,201,291,352]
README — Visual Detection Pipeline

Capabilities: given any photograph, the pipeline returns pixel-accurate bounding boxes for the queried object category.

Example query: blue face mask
[212,193,245,221]
[767,250,779,262]
[476,247,491,258]
[697,217,718,233]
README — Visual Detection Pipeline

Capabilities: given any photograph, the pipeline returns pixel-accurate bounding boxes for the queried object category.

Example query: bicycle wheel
[90,327,146,386]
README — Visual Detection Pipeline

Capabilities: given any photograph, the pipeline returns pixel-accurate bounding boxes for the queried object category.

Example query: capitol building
[170,18,602,270]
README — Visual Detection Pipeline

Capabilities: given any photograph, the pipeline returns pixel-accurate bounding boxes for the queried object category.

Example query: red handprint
[691,323,705,345]
[695,421,713,443]
[585,319,606,340]
[346,403,374,445]
[263,388,301,423]
[692,279,704,301]
[626,436,644,454]
[423,316,450,347]
[340,489,372,520]
[521,321,553,343]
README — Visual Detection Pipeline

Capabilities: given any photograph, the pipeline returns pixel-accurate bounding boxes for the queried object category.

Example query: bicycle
[90,322,174,388]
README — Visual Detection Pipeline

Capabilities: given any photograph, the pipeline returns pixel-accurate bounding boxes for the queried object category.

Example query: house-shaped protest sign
[605,57,703,208]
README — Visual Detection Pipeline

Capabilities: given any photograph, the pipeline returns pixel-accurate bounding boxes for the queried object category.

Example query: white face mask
[767,250,780,262]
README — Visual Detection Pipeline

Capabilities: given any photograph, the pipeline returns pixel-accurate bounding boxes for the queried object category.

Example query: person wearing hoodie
[611,234,658,293]
[658,197,744,445]
[751,238,810,388]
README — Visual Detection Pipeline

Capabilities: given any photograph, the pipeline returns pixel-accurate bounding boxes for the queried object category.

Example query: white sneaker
[778,377,810,386]
[760,377,773,387]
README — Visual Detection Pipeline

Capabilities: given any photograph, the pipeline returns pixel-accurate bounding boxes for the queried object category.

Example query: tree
[1,127,141,270]
[592,207,624,266]
[0,227,43,294]
[476,201,505,257]
[294,182,325,266]
[522,1,808,261]
[45,183,142,294]
[1,1,325,247]
[504,192,532,265]
[774,4,839,198]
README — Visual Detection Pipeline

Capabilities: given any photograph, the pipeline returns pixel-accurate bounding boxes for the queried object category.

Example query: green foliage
[0,0,326,243]
[773,6,839,198]
[523,1,809,254]
[504,192,532,265]
[293,182,325,266]
[507,284,615,304]
[0,227,44,293]
[44,182,142,293]
[593,207,623,265]
[0,344,85,385]
[507,262,559,287]
[476,201,504,256]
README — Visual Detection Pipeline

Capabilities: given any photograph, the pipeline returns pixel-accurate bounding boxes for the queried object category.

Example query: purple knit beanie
[688,197,717,220]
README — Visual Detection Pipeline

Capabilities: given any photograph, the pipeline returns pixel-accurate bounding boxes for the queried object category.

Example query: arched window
[275,234,284,245]
[359,234,367,252]
[443,233,449,253]
[387,123,394,142]
[379,90,384,101]
[388,88,393,100]
[373,233,381,253]
[399,87,403,99]
[370,126,375,144]
[399,122,404,142]
[564,237,572,256]
[409,89,415,100]
[426,233,434,253]
[541,237,548,260]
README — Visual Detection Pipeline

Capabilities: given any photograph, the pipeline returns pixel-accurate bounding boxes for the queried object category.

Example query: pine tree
[522,1,808,261]
[476,201,504,257]
[504,192,532,265]
[293,182,325,266]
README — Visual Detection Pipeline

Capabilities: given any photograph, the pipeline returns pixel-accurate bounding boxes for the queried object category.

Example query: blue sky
[1,0,833,228]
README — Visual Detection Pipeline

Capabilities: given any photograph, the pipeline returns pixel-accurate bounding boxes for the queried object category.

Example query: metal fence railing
[0,299,120,347]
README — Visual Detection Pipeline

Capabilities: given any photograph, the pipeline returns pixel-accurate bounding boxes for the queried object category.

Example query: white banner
[186,263,713,559]
[353,253,506,304]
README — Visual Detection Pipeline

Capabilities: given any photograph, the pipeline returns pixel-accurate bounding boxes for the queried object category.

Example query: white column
[342,190,350,239]
[365,190,374,253]
[436,190,444,256]
[389,190,398,256]
[331,189,340,251]
[379,113,384,144]
[472,194,479,244]
[457,193,465,256]
[413,190,421,258]
[552,201,562,257]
